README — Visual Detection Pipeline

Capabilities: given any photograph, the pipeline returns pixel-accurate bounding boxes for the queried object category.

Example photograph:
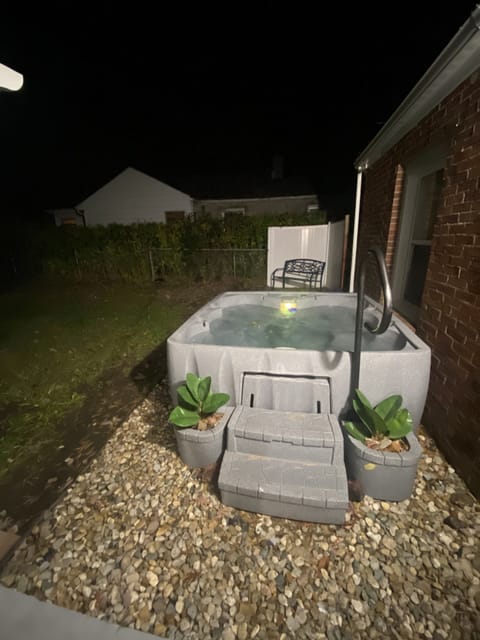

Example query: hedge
[2,211,327,284]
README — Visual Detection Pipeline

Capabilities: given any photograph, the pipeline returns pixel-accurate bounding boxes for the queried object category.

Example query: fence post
[233,251,236,279]
[149,250,155,282]
[73,249,80,279]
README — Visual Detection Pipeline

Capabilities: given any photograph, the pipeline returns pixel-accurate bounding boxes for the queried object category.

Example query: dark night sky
[1,2,477,220]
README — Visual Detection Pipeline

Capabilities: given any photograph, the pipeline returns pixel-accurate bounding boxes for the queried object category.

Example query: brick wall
[357,70,480,497]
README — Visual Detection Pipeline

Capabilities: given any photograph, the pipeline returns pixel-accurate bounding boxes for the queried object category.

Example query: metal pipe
[349,169,363,292]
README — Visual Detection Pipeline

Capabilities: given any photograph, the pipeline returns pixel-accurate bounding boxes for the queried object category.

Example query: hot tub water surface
[190,303,406,352]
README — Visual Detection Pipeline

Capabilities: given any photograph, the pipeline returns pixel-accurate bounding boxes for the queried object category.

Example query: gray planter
[342,427,422,501]
[174,407,234,468]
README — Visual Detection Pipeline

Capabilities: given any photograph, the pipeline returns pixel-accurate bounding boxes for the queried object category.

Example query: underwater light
[280,299,297,316]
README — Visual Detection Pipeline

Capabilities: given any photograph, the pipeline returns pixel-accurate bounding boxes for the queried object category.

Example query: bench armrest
[270,267,285,286]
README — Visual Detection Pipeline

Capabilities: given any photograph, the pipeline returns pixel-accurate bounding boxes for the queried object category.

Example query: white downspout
[349,168,363,292]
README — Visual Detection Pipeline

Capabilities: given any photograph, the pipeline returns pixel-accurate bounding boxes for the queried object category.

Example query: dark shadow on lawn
[0,279,249,539]
[0,341,170,536]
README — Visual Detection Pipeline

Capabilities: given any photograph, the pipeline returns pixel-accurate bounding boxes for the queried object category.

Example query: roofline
[194,194,317,204]
[76,166,193,206]
[355,5,480,170]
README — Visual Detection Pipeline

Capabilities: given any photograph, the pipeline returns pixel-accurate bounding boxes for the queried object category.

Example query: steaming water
[191,304,405,352]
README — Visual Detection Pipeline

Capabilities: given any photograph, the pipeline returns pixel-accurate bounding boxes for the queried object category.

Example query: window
[403,169,443,306]
[392,144,446,323]
[222,207,246,220]
[165,211,185,224]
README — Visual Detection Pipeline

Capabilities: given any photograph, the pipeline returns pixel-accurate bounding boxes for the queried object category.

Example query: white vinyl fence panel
[267,221,345,290]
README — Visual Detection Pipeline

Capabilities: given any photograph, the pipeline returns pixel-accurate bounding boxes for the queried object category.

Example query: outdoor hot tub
[167,291,431,426]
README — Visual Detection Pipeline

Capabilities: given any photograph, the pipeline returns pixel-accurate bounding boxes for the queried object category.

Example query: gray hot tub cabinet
[167,292,431,428]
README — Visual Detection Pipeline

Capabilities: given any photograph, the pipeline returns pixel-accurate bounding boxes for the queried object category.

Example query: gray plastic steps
[218,406,348,524]
[227,407,343,464]
[219,451,347,524]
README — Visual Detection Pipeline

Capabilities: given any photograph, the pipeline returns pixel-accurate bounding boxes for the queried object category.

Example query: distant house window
[165,211,185,224]
[61,217,77,225]
[222,208,246,220]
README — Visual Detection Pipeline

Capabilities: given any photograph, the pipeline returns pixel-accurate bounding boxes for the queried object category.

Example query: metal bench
[270,258,326,289]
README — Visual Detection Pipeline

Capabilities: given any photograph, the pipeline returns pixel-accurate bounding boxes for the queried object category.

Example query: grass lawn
[0,280,188,483]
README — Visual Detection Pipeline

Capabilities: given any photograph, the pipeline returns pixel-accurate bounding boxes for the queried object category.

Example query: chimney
[271,155,284,181]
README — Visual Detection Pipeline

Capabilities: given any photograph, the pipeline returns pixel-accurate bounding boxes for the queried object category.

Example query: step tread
[227,406,344,464]
[219,450,348,509]
[229,406,340,447]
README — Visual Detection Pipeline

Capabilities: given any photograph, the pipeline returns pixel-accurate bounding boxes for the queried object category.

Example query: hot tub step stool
[218,406,348,524]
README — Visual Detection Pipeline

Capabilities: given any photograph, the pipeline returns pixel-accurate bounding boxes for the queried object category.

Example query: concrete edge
[0,585,164,640]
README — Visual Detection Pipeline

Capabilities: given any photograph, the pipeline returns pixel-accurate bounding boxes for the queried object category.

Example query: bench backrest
[284,259,325,275]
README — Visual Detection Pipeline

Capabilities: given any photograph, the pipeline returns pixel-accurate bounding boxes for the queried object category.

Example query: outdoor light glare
[279,299,297,316]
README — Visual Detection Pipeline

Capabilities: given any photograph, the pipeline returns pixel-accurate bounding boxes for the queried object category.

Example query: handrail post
[350,247,393,402]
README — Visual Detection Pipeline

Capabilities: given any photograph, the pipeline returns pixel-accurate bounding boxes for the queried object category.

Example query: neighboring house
[352,7,480,496]
[51,166,322,226]
[51,167,194,226]
[185,172,321,218]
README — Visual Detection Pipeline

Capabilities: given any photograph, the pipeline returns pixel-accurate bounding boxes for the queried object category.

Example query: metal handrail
[350,246,393,399]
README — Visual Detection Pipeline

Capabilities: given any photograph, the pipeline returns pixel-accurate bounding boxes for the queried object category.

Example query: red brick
[357,74,480,498]
[463,246,480,258]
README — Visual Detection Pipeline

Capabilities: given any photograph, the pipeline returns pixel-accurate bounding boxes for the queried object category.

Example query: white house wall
[196,195,319,217]
[77,168,193,226]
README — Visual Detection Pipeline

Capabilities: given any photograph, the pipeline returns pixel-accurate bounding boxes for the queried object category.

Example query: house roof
[76,167,192,208]
[169,172,317,200]
[355,5,480,170]
[49,167,318,212]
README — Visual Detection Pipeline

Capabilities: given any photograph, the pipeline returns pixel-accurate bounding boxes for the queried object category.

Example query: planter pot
[174,407,234,468]
[342,427,422,501]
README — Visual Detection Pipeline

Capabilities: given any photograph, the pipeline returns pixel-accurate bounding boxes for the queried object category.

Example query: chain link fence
[38,247,268,284]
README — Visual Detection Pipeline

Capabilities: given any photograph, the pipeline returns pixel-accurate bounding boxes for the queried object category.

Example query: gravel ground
[1,382,479,640]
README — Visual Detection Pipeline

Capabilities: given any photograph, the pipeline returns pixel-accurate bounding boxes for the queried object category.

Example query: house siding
[357,70,480,497]
[195,195,320,218]
[78,168,193,226]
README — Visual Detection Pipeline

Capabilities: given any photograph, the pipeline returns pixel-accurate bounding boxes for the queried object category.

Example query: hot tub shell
[167,291,431,427]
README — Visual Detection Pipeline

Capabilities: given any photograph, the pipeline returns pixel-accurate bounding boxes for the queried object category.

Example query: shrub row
[2,211,326,284]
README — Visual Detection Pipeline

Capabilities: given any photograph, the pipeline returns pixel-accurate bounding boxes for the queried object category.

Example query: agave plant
[169,373,230,429]
[343,389,413,449]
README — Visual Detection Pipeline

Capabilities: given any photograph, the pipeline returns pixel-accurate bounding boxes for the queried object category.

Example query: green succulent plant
[169,373,230,428]
[343,389,413,444]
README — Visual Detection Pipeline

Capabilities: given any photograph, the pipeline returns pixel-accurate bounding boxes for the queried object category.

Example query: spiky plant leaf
[343,421,367,443]
[185,373,200,403]
[355,389,373,409]
[198,376,211,404]
[352,397,377,437]
[202,392,230,416]
[177,385,198,410]
[374,395,402,422]
[386,408,413,439]
[168,406,200,428]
